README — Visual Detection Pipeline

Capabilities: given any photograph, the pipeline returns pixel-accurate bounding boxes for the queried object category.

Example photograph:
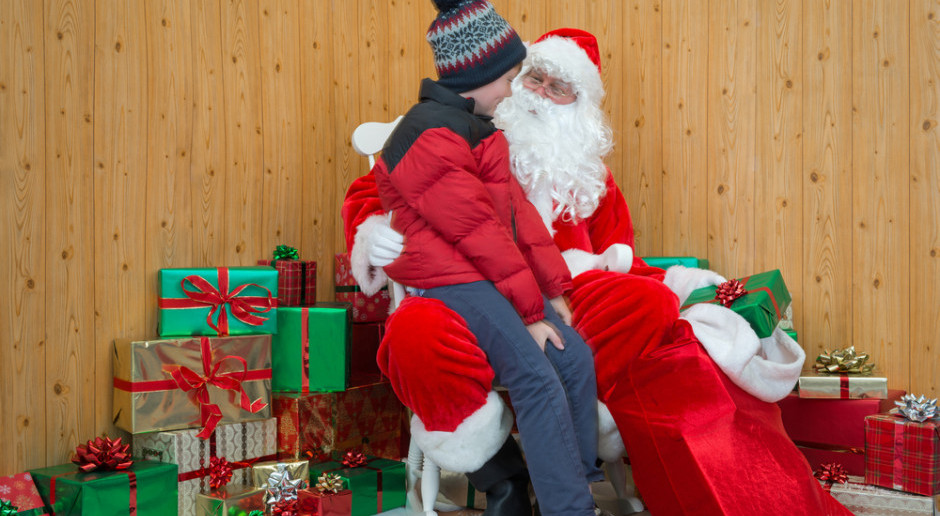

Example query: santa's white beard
[494,82,612,232]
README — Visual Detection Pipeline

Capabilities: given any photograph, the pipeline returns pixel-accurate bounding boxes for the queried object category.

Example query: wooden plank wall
[0,0,937,475]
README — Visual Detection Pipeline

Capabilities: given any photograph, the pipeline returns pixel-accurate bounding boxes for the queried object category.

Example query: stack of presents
[0,247,406,516]
[2,252,937,515]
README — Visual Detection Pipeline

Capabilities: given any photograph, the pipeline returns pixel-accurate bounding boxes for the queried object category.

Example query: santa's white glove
[599,244,633,274]
[663,265,728,306]
[367,215,404,267]
[351,214,403,296]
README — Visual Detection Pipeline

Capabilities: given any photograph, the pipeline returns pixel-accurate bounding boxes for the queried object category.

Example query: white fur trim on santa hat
[526,36,604,106]
[351,214,391,296]
[410,391,513,473]
[561,248,603,279]
[681,303,804,403]
[596,401,625,463]
[663,265,728,306]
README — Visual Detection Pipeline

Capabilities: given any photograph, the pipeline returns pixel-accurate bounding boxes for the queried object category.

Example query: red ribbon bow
[271,498,299,516]
[208,456,234,489]
[714,279,747,308]
[813,463,848,486]
[170,337,268,439]
[72,436,134,472]
[341,451,367,468]
[177,268,275,335]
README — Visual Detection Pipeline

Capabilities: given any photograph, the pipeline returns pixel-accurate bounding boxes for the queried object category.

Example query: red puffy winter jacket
[352,79,570,324]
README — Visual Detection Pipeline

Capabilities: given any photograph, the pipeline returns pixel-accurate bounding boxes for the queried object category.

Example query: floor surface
[376,466,651,516]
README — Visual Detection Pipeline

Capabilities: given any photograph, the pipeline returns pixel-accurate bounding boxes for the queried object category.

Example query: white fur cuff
[562,249,603,279]
[351,214,390,296]
[682,303,804,403]
[664,265,727,306]
[410,391,513,473]
[600,244,633,274]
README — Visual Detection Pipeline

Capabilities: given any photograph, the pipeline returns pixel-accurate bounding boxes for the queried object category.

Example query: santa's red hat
[527,28,605,104]
[376,296,512,472]
[536,28,601,73]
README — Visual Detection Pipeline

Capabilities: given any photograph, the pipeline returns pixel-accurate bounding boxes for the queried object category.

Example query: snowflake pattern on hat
[426,0,525,92]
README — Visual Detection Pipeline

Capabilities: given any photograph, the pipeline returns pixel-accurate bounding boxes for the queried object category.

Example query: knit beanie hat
[427,0,527,93]
[376,296,512,472]
[527,28,605,105]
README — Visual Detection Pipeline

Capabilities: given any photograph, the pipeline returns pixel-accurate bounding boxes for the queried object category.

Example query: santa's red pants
[381,268,851,515]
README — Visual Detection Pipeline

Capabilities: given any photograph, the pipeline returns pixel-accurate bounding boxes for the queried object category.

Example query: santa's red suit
[344,29,850,516]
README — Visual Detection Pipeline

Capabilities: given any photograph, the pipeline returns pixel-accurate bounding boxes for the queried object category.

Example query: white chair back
[351,115,404,169]
[349,115,407,312]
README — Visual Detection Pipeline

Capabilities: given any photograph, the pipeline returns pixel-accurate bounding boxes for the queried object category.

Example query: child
[370,2,603,515]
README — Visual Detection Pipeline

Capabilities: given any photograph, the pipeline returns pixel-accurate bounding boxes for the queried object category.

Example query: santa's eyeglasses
[521,72,575,101]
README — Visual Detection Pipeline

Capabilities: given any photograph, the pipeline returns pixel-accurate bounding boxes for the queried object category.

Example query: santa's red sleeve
[584,170,664,280]
[585,170,634,252]
[341,172,385,254]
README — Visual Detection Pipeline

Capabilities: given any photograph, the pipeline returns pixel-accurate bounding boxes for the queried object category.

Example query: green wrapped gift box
[272,304,351,392]
[30,460,178,516]
[680,269,791,338]
[640,256,710,270]
[158,266,278,337]
[309,453,405,516]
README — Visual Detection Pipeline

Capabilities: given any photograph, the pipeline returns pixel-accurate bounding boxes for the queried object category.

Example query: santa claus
[344,28,851,516]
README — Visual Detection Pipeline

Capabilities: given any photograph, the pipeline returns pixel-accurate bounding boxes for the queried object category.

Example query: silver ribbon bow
[895,394,939,423]
[266,464,304,506]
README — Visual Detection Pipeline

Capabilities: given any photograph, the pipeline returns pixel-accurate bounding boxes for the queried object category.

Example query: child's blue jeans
[420,280,602,516]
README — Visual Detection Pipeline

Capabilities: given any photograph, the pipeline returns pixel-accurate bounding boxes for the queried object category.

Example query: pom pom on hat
[377,296,511,472]
[431,0,464,9]
[426,0,526,93]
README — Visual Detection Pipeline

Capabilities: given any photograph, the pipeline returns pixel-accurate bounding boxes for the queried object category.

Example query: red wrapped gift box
[274,375,405,462]
[777,390,905,476]
[865,413,940,496]
[298,487,353,516]
[349,322,383,378]
[259,259,317,307]
[334,253,391,323]
[0,472,47,514]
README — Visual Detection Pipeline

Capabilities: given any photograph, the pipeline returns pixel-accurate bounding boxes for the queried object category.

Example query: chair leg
[421,456,441,516]
[406,435,427,513]
[605,459,644,515]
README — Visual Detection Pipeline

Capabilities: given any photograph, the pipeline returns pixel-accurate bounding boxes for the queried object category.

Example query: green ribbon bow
[0,499,19,516]
[272,245,299,261]
[229,509,264,516]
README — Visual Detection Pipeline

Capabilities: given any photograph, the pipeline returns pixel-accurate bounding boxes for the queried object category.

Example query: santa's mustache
[502,84,565,119]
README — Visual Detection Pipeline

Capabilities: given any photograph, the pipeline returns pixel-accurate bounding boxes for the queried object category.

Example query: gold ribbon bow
[815,346,875,375]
